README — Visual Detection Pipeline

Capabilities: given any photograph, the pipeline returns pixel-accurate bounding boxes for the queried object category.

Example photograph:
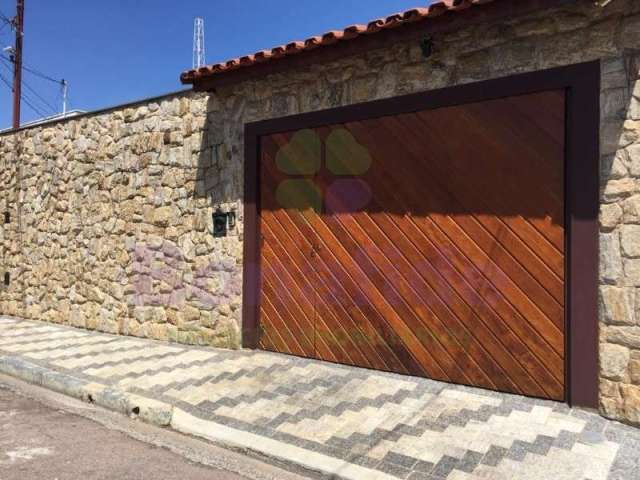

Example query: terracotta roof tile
[181,0,497,84]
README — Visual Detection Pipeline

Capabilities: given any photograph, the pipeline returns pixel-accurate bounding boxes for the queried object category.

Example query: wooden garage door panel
[259,134,316,358]
[258,90,565,401]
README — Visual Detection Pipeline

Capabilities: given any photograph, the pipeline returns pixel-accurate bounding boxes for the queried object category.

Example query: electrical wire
[22,62,63,84]
[0,53,62,84]
[0,70,48,118]
[0,17,68,119]
[0,55,57,114]
[0,10,12,37]
[0,10,68,120]
[22,80,57,114]
[21,88,50,116]
[0,11,12,26]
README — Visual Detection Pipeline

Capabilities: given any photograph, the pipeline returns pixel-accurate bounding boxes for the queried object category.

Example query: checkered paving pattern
[1,317,639,480]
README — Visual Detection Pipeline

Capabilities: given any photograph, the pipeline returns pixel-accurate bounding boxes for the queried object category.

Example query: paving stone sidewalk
[0,316,639,480]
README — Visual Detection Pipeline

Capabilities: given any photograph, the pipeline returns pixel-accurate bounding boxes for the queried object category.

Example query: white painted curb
[0,355,173,427]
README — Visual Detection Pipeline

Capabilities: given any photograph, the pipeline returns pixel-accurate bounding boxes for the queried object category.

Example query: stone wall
[0,93,244,348]
[1,0,640,424]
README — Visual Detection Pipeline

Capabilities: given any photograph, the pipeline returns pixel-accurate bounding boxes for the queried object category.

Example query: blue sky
[0,0,423,128]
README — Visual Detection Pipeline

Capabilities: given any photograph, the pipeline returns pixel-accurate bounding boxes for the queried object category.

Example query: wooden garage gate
[256,89,565,401]
[243,64,601,406]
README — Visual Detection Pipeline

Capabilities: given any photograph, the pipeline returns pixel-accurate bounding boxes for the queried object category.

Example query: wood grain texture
[258,90,566,401]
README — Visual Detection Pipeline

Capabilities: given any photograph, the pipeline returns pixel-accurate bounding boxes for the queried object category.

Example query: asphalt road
[0,382,248,480]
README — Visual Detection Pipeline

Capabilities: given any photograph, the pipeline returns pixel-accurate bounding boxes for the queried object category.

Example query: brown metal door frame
[243,61,600,408]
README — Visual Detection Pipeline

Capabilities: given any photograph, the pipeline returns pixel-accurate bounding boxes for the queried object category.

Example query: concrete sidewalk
[0,316,638,480]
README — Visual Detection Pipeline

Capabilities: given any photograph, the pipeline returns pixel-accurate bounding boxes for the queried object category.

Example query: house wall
[0,93,244,348]
[1,0,640,424]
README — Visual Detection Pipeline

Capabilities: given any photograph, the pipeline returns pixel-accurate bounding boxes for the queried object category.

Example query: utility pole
[12,0,24,129]
[193,17,205,69]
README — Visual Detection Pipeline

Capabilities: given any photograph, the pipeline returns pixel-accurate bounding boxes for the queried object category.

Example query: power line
[22,79,57,114]
[0,4,70,125]
[0,52,62,84]
[0,55,56,114]
[0,53,62,84]
[22,90,51,117]
[22,61,62,84]
[0,11,12,26]
[0,69,47,118]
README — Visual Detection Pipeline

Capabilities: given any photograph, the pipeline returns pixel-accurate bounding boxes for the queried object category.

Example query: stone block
[601,396,623,420]
[601,88,630,120]
[146,323,169,341]
[133,306,167,324]
[630,97,640,121]
[513,17,557,36]
[602,61,628,90]
[629,357,640,384]
[182,305,201,323]
[600,286,635,325]
[621,224,640,257]
[600,343,630,381]
[605,326,640,349]
[151,206,174,227]
[600,203,623,230]
[603,178,637,201]
[122,318,142,337]
[619,14,640,49]
[600,378,621,399]
[622,195,640,223]
[69,308,86,328]
[199,310,219,329]
[601,232,623,283]
[628,144,640,177]
[623,258,640,286]
[621,384,640,425]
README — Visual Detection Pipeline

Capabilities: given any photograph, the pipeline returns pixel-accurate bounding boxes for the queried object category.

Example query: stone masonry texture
[1,0,640,425]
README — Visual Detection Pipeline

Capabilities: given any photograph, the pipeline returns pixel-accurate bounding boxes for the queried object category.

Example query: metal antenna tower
[193,17,205,69]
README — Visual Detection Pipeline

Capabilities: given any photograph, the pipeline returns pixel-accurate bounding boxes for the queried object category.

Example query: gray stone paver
[0,316,638,480]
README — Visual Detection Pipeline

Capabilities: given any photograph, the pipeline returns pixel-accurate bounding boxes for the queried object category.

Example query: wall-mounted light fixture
[3,272,9,286]
[212,209,238,237]
[227,211,236,230]
[4,211,9,224]
[213,208,228,238]
[420,36,434,59]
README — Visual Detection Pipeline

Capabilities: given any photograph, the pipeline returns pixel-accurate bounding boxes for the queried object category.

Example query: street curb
[0,354,392,480]
[0,372,311,480]
[169,408,396,480]
[0,355,174,427]
[0,355,332,478]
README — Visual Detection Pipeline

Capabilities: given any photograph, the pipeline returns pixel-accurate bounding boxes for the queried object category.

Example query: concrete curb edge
[0,355,174,427]
[0,354,392,479]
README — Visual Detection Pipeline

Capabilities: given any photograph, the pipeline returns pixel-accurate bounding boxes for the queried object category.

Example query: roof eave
[182,0,575,90]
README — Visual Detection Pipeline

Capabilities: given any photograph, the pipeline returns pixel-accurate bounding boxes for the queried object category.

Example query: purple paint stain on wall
[325,179,372,214]
[128,240,240,310]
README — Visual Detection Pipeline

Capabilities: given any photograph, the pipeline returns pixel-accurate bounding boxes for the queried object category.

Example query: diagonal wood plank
[257,89,566,401]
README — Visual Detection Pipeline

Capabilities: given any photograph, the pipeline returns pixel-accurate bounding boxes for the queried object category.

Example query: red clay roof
[180,0,497,84]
